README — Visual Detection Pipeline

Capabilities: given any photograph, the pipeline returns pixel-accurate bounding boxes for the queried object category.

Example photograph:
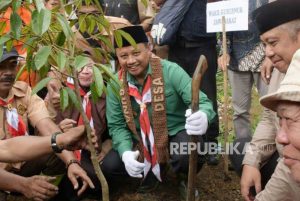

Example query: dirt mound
[111,158,243,201]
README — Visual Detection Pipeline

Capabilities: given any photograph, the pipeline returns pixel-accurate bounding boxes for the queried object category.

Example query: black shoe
[206,154,219,166]
[137,172,160,193]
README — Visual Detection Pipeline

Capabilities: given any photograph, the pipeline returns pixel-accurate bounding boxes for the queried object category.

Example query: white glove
[185,109,208,135]
[122,150,145,178]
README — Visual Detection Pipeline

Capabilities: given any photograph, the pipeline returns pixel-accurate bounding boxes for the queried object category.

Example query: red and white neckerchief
[128,76,161,182]
[66,78,94,160]
[0,98,27,137]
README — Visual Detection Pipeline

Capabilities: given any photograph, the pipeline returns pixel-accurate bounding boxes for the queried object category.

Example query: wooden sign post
[206,0,249,180]
[221,15,230,180]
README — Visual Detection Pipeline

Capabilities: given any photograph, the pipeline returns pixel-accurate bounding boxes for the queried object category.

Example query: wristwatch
[51,131,63,153]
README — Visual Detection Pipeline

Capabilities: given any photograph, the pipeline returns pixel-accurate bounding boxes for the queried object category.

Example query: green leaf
[56,51,66,70]
[85,0,92,5]
[108,79,121,100]
[96,15,110,28]
[78,15,87,33]
[87,16,96,35]
[118,29,137,48]
[31,9,51,35]
[93,66,104,97]
[31,10,39,35]
[141,0,148,7]
[114,30,123,48]
[74,55,89,70]
[90,83,99,103]
[92,48,104,63]
[5,39,13,51]
[110,24,136,49]
[0,0,11,12]
[74,0,81,7]
[39,9,51,34]
[103,85,107,95]
[34,46,51,70]
[98,63,121,86]
[38,63,50,78]
[0,22,6,35]
[31,77,52,95]
[23,37,36,52]
[56,13,73,38]
[68,19,76,28]
[34,0,45,12]
[25,50,34,71]
[60,88,69,111]
[0,45,3,62]
[66,87,82,111]
[48,54,57,68]
[10,12,22,40]
[12,0,22,12]
[93,0,103,13]
[15,61,26,81]
[96,35,113,51]
[65,4,73,15]
[25,0,33,4]
[55,31,66,46]
[0,34,10,45]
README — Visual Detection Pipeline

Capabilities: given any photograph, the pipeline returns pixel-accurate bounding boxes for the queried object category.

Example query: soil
[5,156,242,201]
[109,157,243,201]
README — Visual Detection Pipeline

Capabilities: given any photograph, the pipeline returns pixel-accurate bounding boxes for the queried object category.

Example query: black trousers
[169,39,219,143]
[2,153,65,199]
[229,137,279,192]
[59,130,206,201]
[100,130,205,178]
[16,153,65,177]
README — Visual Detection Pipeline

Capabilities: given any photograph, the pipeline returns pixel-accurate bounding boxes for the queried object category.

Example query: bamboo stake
[222,16,231,181]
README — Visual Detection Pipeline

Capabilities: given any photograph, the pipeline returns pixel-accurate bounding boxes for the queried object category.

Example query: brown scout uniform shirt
[243,69,284,168]
[244,67,300,199]
[255,159,300,201]
[0,81,50,171]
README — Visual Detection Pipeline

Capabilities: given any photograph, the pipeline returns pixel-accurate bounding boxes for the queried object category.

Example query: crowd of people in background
[0,0,300,201]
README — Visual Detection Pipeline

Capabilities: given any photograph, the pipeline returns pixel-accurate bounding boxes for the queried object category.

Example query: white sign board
[206,0,249,33]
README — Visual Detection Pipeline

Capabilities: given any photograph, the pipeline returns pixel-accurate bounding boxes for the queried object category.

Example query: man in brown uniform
[237,0,300,200]
[257,49,300,201]
[0,126,87,163]
[0,48,94,201]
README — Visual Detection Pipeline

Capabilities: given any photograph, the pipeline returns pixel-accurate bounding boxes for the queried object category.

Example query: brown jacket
[243,69,284,168]
[55,95,108,148]
[247,57,300,200]
[255,159,300,201]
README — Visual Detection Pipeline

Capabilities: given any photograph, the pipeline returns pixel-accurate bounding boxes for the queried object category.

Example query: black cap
[0,48,19,63]
[254,0,300,35]
[114,25,148,48]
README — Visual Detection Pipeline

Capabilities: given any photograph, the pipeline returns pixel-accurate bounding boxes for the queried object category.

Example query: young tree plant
[0,0,135,200]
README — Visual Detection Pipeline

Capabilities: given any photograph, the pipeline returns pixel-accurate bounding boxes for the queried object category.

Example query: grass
[216,70,263,145]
